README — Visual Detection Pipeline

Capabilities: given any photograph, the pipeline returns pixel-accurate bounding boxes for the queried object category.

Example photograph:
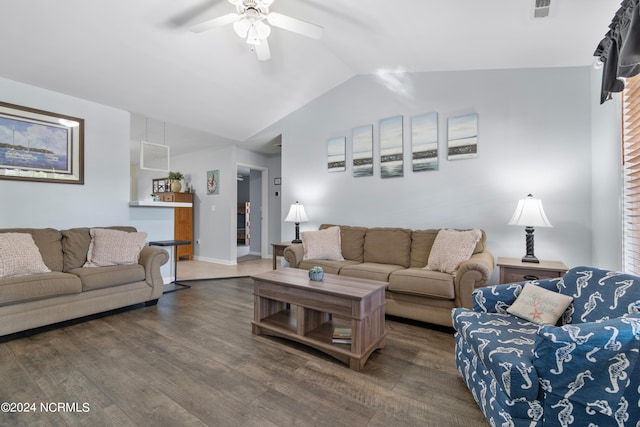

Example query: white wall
[251,67,621,283]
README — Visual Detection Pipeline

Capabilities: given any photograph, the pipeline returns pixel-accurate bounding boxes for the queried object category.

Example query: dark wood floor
[0,277,488,427]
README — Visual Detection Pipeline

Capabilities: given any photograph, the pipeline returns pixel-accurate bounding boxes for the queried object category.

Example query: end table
[148,240,192,293]
[497,257,568,284]
[271,242,291,270]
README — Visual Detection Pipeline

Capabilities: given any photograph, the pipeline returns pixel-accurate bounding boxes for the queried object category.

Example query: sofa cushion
[0,233,51,279]
[0,228,63,271]
[507,283,573,326]
[559,266,640,323]
[0,272,81,306]
[298,259,360,275]
[363,228,411,267]
[409,229,439,268]
[62,226,137,271]
[320,224,367,262]
[301,226,344,261]
[389,268,455,299]
[83,228,147,268]
[411,229,487,269]
[69,264,146,291]
[426,229,482,273]
[340,262,404,282]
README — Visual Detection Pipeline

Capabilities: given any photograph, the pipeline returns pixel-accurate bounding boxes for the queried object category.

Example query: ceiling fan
[190,0,323,61]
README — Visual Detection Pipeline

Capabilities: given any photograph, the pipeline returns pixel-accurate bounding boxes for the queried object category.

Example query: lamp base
[291,222,302,244]
[521,226,540,263]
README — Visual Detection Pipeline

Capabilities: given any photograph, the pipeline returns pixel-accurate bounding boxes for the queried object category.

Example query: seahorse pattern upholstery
[452,266,640,426]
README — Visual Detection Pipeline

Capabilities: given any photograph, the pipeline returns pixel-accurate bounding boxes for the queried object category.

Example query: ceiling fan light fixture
[233,18,250,38]
[254,20,271,39]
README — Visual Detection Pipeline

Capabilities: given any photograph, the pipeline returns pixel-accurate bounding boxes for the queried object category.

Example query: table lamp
[284,201,309,243]
[508,194,553,263]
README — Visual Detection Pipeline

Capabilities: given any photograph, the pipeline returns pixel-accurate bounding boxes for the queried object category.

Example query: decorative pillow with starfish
[507,282,573,326]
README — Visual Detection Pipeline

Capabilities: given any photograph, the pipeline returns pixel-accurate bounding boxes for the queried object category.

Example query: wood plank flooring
[0,277,488,427]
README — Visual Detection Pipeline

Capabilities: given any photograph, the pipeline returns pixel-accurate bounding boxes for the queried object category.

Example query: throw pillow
[425,229,482,273]
[507,283,573,326]
[83,228,148,267]
[0,233,51,278]
[301,226,344,261]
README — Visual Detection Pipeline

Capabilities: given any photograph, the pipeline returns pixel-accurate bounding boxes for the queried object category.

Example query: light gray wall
[249,168,262,254]
[0,76,176,279]
[0,76,132,228]
[168,145,280,264]
[590,67,623,270]
[267,154,283,252]
[251,67,621,283]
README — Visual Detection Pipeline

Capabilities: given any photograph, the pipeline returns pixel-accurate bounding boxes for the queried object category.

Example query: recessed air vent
[533,0,551,18]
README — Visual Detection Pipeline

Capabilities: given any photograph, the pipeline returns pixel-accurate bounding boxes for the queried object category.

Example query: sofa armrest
[533,315,640,422]
[283,244,304,268]
[139,246,170,298]
[472,277,562,313]
[454,250,495,309]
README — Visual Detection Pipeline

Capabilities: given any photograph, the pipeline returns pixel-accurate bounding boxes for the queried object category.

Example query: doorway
[236,164,268,262]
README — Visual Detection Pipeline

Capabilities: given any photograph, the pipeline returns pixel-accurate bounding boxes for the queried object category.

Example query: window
[623,75,640,274]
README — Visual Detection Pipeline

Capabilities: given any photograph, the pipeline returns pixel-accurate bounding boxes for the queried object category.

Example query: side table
[149,240,192,293]
[497,257,568,284]
[271,242,291,270]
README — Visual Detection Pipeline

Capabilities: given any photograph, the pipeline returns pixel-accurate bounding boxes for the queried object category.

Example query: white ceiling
[0,0,620,156]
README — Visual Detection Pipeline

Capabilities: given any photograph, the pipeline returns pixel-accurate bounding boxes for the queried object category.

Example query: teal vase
[309,271,324,281]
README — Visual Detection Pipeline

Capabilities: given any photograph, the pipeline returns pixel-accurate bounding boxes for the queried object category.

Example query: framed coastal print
[447,113,478,160]
[0,101,84,184]
[207,169,219,195]
[411,112,439,172]
[327,136,346,172]
[380,115,403,178]
[352,125,373,177]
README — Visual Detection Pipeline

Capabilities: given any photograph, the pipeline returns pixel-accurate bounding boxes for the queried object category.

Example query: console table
[148,240,192,293]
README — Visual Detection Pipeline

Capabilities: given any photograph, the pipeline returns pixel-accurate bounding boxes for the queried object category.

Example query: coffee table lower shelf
[252,308,386,371]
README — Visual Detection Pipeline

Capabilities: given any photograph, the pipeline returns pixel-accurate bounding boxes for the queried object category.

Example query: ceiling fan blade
[255,39,271,61]
[190,13,241,33]
[164,0,225,28]
[267,12,323,39]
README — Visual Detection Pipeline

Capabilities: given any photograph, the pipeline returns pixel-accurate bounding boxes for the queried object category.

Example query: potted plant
[309,266,324,281]
[168,171,184,192]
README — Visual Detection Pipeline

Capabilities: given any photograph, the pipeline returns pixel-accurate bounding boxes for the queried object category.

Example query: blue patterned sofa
[452,266,640,426]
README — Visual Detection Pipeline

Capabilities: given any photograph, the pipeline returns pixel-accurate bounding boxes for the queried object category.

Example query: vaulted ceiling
[0,0,620,156]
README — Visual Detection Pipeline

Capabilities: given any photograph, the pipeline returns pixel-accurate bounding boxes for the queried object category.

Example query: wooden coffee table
[251,268,387,371]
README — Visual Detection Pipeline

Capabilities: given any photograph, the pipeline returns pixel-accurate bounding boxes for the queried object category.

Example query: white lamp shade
[285,202,309,223]
[508,195,553,227]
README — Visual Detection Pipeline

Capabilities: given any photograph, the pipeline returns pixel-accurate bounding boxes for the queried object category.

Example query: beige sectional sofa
[0,226,169,337]
[284,224,494,327]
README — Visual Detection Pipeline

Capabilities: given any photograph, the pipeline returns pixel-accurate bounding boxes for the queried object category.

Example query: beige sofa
[284,224,494,327]
[0,226,169,337]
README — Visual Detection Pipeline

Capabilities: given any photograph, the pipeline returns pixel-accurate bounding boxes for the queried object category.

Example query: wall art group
[327,111,477,177]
